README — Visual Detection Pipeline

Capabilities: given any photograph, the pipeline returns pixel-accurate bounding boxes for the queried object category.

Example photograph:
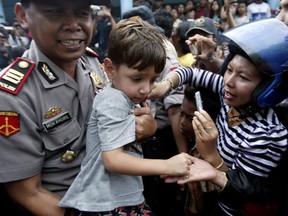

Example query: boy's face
[104,59,159,104]
[16,0,94,65]
[179,97,196,139]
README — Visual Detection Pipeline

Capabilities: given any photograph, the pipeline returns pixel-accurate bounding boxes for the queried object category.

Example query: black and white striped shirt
[174,66,288,177]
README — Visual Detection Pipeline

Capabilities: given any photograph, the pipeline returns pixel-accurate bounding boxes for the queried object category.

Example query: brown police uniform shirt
[0,41,109,196]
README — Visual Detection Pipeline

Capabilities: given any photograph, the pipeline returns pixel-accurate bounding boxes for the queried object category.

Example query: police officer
[0,0,156,215]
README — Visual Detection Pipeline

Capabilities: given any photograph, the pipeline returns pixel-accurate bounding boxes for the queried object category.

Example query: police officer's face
[16,0,94,65]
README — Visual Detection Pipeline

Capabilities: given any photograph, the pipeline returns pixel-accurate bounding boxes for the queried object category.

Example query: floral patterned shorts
[67,202,155,216]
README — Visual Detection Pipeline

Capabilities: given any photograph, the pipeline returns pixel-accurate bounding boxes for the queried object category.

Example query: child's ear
[103,58,115,80]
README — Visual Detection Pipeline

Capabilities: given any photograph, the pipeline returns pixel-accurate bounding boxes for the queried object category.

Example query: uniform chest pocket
[42,118,81,151]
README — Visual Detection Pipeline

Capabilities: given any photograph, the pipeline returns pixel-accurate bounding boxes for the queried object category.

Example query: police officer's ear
[103,58,115,80]
[14,3,29,31]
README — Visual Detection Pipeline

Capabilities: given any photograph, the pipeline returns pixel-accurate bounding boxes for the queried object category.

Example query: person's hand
[162,156,217,184]
[162,156,227,189]
[147,80,171,99]
[165,152,193,176]
[133,101,157,141]
[192,110,219,163]
[186,34,217,65]
[101,10,112,19]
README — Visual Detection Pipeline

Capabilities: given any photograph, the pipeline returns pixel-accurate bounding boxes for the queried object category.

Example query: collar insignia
[38,62,58,84]
[90,72,103,88]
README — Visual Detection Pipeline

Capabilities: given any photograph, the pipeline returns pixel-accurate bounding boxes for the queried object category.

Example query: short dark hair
[20,0,31,8]
[108,18,166,73]
[153,9,173,38]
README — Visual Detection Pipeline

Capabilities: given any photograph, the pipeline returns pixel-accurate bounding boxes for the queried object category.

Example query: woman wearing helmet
[149,18,288,215]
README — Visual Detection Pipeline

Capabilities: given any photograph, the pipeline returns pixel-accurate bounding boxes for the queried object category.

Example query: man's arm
[4,174,65,216]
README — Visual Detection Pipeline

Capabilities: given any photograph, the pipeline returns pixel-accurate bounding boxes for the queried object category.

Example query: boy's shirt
[59,85,144,211]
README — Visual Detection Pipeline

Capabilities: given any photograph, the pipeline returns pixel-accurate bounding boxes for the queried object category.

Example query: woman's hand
[162,156,227,189]
[148,80,171,99]
[192,110,219,164]
[148,73,180,99]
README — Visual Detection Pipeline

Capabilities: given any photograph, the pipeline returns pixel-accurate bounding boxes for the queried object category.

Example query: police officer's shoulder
[0,57,35,95]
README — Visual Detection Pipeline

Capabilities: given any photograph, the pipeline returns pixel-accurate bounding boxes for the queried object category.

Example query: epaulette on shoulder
[0,57,35,95]
[85,47,99,57]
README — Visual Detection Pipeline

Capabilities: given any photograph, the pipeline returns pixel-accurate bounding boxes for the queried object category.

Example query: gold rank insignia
[38,62,58,84]
[44,107,62,119]
[61,150,76,163]
[0,57,35,95]
[0,111,20,137]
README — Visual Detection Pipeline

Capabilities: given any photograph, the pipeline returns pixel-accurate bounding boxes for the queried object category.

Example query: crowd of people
[0,19,31,69]
[0,0,287,216]
[87,0,279,65]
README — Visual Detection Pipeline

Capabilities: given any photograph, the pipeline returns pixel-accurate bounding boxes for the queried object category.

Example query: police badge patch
[0,111,20,137]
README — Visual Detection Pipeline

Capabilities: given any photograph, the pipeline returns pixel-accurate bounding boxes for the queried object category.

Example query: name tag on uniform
[42,111,71,132]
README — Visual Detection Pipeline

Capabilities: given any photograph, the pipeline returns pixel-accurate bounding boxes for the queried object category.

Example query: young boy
[0,1,157,215]
[59,18,192,216]
[178,87,221,215]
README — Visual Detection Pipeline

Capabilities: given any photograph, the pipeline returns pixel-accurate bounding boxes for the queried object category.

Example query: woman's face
[223,55,262,107]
